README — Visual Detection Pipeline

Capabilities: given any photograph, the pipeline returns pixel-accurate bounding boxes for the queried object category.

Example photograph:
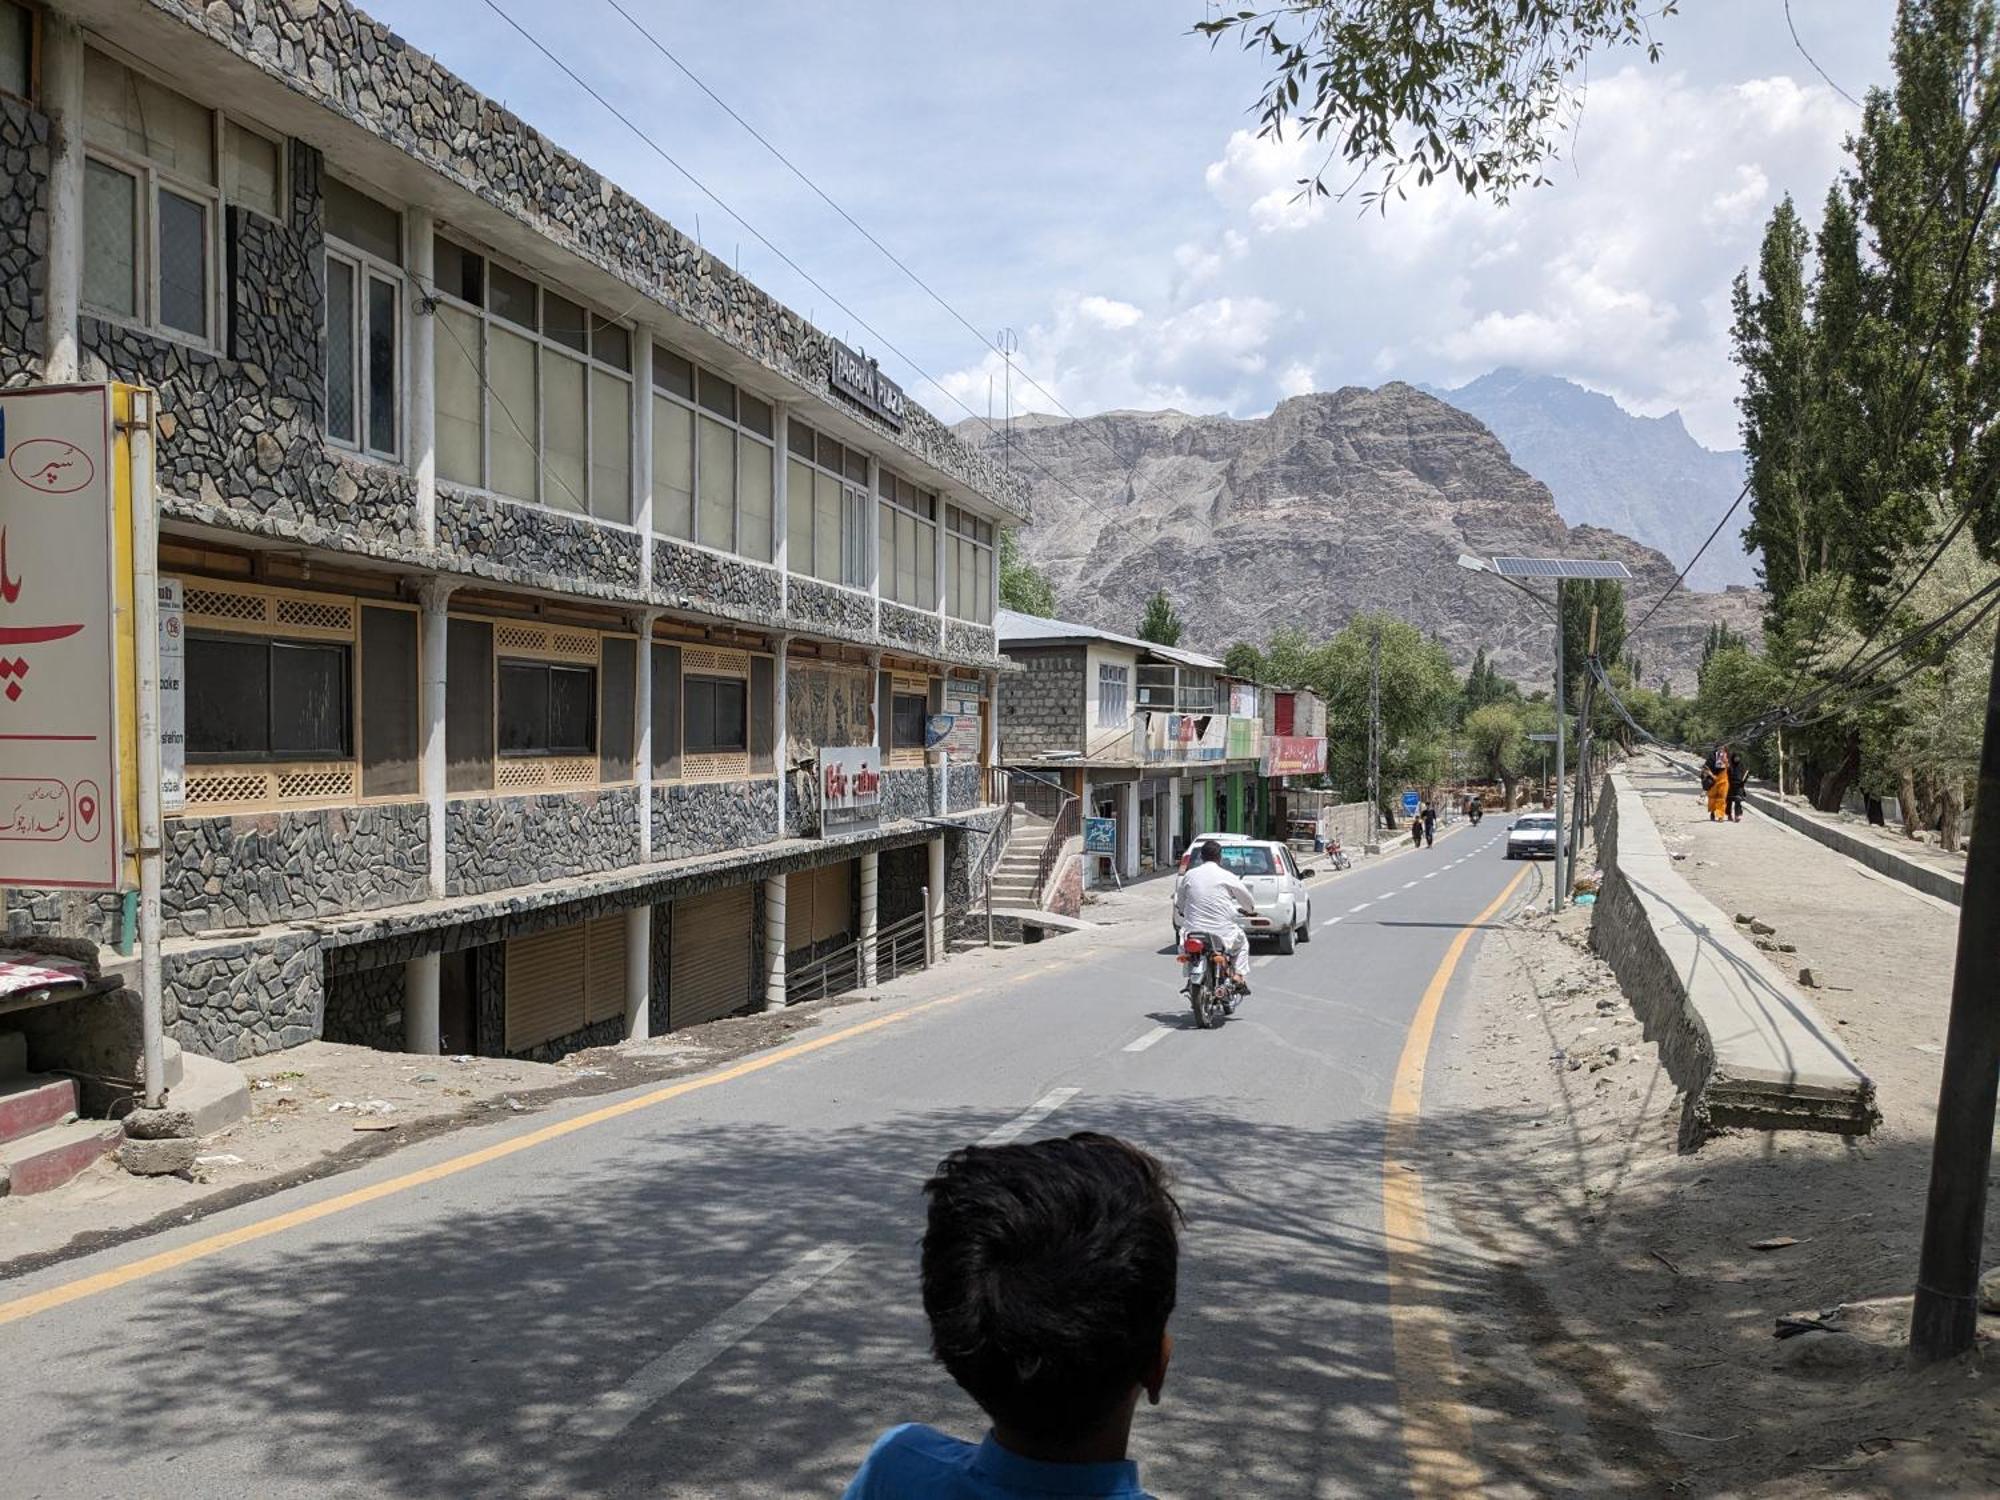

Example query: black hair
[920,1132,1182,1444]
[1199,839,1223,864]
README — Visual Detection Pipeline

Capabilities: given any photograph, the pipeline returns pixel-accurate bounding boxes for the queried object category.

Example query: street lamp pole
[1553,578,1566,914]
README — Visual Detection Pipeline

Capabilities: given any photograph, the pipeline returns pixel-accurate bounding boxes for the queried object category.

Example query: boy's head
[1199,839,1223,865]
[920,1133,1182,1447]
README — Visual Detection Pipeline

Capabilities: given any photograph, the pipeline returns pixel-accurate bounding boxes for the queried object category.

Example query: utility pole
[1553,579,1567,913]
[1911,617,2000,1361]
[1569,606,1597,875]
[1366,622,1383,854]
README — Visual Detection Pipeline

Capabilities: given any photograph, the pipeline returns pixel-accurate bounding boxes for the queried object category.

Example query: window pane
[976,550,992,622]
[542,352,587,513]
[813,471,840,582]
[599,637,635,782]
[270,642,350,758]
[878,502,892,601]
[739,394,773,438]
[788,419,813,460]
[324,256,357,444]
[325,177,401,264]
[82,158,137,319]
[651,642,681,780]
[446,617,494,791]
[590,368,631,523]
[654,345,693,399]
[360,606,419,797]
[497,662,548,754]
[435,303,483,485]
[697,414,735,550]
[845,448,868,485]
[750,656,775,775]
[435,236,483,306]
[488,325,538,500]
[717,679,747,751]
[548,666,595,754]
[0,2,29,101]
[85,51,214,185]
[896,510,916,605]
[945,534,961,618]
[819,433,843,472]
[696,368,735,419]
[226,124,281,221]
[366,273,398,456]
[489,262,536,329]
[590,316,630,371]
[737,433,772,563]
[685,676,714,755]
[892,692,926,749]
[157,189,209,337]
[845,488,870,588]
[653,394,694,540]
[544,292,588,353]
[187,635,269,757]
[786,458,814,575]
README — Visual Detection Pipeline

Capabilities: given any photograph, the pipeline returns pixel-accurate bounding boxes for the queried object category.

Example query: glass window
[446,617,494,791]
[599,637,636,783]
[0,2,29,102]
[489,263,536,328]
[891,691,927,750]
[697,368,735,419]
[325,257,356,445]
[685,675,747,754]
[813,470,841,582]
[544,292,588,353]
[435,304,483,485]
[155,188,208,338]
[1099,664,1129,728]
[541,352,588,514]
[82,158,138,318]
[365,274,398,457]
[697,414,735,549]
[187,633,350,761]
[787,421,870,589]
[325,178,401,265]
[739,393,773,438]
[225,123,281,221]
[737,431,772,563]
[591,367,632,525]
[435,236,483,306]
[653,395,694,540]
[787,458,814,574]
[487,324,538,501]
[84,48,214,186]
[654,346,694,401]
[360,606,418,798]
[499,660,596,756]
[591,317,630,372]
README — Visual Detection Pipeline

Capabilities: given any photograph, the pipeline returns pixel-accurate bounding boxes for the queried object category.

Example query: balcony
[1134,664,1220,715]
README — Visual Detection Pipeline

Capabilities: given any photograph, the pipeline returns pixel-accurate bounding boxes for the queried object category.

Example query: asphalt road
[1,819,1530,1499]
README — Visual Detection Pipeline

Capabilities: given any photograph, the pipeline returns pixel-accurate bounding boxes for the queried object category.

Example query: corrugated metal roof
[994,609,1226,670]
[1489,557,1634,580]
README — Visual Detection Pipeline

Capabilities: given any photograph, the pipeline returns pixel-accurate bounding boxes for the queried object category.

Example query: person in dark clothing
[1421,803,1437,847]
[1724,746,1746,822]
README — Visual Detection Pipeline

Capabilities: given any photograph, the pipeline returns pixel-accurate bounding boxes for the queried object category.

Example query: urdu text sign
[0,386,119,889]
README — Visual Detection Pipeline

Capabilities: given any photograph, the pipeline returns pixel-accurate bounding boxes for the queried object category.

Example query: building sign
[1402,790,1421,816]
[0,386,122,890]
[1230,683,1259,719]
[1261,736,1327,777]
[821,746,882,833]
[828,339,906,430]
[159,578,184,811]
[941,685,984,755]
[1083,816,1117,856]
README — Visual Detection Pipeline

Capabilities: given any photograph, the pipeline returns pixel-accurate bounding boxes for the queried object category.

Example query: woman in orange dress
[1704,743,1730,821]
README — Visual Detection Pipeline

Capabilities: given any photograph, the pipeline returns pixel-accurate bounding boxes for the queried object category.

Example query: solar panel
[1488,557,1633,580]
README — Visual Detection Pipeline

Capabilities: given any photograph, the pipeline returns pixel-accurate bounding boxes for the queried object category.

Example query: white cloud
[1078,295,1144,329]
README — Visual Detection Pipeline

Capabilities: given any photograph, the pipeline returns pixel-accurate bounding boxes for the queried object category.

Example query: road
[1,820,1531,1499]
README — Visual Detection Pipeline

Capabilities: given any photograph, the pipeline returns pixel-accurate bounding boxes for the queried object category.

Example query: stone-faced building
[1,0,1024,1062]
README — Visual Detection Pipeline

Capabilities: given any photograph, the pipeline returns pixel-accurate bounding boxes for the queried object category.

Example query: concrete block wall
[998,647,1086,760]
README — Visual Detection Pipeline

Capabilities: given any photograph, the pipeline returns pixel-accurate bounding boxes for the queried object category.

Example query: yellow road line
[0,967,1046,1329]
[1383,866,1530,1499]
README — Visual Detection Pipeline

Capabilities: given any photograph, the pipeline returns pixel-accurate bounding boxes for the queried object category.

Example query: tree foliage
[1137,588,1185,647]
[1558,579,1626,700]
[1195,1,1675,208]
[998,530,1056,617]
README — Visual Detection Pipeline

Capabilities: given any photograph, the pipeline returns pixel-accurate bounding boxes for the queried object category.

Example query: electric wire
[1629,477,1752,636]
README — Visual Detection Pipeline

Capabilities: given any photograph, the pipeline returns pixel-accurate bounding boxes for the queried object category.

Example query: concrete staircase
[988,810,1055,909]
[0,1034,120,1197]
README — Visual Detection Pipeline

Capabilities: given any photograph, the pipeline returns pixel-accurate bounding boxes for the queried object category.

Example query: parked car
[1505,812,1558,859]
[1172,836,1315,953]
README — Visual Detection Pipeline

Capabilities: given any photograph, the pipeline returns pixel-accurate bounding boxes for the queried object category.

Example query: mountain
[1420,369,1759,591]
[957,383,1762,693]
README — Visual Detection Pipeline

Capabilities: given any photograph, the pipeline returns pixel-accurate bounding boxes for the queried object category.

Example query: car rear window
[1219,847,1277,876]
[1517,817,1554,830]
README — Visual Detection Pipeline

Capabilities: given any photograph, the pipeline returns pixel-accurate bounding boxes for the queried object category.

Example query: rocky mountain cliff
[957,384,1762,693]
[1420,369,1758,591]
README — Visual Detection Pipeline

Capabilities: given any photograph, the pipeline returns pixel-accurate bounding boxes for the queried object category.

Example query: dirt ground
[1427,768,1999,1497]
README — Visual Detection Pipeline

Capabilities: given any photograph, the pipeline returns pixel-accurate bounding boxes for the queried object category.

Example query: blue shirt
[843,1424,1151,1499]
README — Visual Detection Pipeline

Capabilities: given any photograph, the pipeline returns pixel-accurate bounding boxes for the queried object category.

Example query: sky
[364,0,1898,452]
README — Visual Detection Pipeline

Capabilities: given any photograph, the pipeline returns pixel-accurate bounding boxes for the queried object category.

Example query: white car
[1505,812,1558,859]
[1172,836,1316,953]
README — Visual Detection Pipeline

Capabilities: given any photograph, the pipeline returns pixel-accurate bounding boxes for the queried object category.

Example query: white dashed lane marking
[979,1087,1081,1146]
[1123,1027,1171,1054]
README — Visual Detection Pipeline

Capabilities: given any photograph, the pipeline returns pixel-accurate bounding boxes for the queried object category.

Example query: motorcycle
[1326,835,1352,871]
[1178,931,1241,1030]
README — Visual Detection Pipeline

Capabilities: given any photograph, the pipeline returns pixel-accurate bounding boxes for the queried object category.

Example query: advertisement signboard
[1083,816,1117,856]
[1230,683,1259,719]
[1260,736,1328,777]
[158,578,184,810]
[0,385,125,890]
[1402,790,1421,816]
[820,746,882,833]
[941,684,984,755]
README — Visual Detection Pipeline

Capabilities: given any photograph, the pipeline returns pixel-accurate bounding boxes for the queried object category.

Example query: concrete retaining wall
[1742,789,1964,907]
[1590,767,1877,1146]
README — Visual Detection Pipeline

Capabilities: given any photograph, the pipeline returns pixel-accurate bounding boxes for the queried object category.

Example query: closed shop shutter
[813,860,852,945]
[506,924,586,1051]
[583,914,628,1024]
[669,884,754,1028]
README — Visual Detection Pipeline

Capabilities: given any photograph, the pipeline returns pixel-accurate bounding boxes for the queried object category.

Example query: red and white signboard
[0,386,119,889]
[821,746,882,833]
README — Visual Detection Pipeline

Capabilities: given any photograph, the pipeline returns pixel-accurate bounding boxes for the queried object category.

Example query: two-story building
[0,0,1024,1066]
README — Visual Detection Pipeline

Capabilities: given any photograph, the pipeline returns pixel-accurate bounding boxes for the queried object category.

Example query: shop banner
[1260,736,1327,777]
[821,746,882,832]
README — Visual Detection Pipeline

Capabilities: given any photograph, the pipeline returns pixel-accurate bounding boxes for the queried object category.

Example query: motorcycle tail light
[1181,936,1206,956]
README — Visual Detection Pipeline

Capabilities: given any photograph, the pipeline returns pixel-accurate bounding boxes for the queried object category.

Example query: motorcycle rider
[1174,840,1259,996]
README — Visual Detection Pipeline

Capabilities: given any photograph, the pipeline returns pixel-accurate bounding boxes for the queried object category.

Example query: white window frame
[429,233,636,525]
[651,344,777,561]
[784,416,870,589]
[1098,662,1130,729]
[945,503,995,624]
[324,234,404,463]
[79,48,223,351]
[878,465,939,610]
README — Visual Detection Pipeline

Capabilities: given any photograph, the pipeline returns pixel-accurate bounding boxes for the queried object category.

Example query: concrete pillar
[633,335,654,590]
[859,850,879,987]
[1168,776,1184,861]
[418,580,454,899]
[762,873,787,1010]
[927,834,946,962]
[403,953,440,1055]
[1120,782,1140,879]
[41,14,82,383]
[408,208,437,545]
[625,905,650,1040]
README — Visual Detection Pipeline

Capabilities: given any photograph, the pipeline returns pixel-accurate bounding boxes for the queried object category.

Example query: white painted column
[762,873,787,1010]
[625,905,650,1041]
[41,14,83,383]
[927,834,946,962]
[403,953,440,1055]
[859,850,879,987]
[1120,781,1140,879]
[408,208,437,545]
[1168,776,1184,861]
[633,335,654,590]
[418,579,454,899]
[773,634,790,835]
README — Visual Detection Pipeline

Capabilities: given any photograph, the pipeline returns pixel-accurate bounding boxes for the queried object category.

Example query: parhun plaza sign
[0,386,134,890]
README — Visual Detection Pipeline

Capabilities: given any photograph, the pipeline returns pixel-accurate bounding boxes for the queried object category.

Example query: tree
[1734,196,1820,618]
[1463,701,1527,809]
[1559,578,1626,700]
[1195,1,1677,208]
[1223,641,1265,680]
[999,529,1056,617]
[1137,589,1184,647]
[1311,614,1460,816]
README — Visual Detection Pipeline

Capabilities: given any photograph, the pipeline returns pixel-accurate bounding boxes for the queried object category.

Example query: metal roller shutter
[584,914,628,1025]
[669,884,755,1028]
[506,924,586,1052]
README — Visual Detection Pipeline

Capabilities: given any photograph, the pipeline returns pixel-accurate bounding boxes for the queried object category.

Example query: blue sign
[1083,817,1117,856]
[1401,791,1421,816]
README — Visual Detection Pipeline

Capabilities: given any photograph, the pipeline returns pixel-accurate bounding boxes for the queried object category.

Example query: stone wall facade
[880,600,941,653]
[168,930,324,1061]
[437,487,642,598]
[947,762,983,813]
[880,767,933,822]
[943,617,998,665]
[162,802,429,936]
[448,789,642,897]
[653,779,780,863]
[0,92,47,388]
[322,962,404,1051]
[786,576,876,640]
[999,647,1086,760]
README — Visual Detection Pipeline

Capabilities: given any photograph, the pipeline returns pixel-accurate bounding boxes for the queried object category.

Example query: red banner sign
[1260,736,1327,777]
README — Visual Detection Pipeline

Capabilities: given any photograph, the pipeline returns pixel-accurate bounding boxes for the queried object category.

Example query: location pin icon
[74,781,101,840]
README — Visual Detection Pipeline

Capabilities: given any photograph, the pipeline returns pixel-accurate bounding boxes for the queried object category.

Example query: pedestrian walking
[1421,802,1436,847]
[1703,743,1729,822]
[1725,745,1746,822]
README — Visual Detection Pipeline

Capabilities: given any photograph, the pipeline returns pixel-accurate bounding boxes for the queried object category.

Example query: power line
[1784,0,1862,109]
[1630,477,1751,637]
